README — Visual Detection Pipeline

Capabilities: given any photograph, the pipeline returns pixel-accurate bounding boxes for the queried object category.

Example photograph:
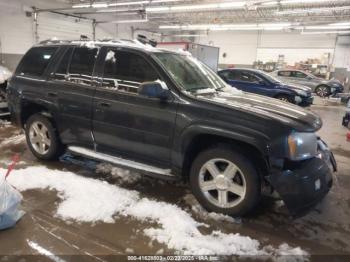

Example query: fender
[171,123,271,173]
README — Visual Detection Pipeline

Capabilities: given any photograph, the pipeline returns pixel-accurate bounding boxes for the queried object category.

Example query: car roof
[219,68,261,73]
[34,39,180,55]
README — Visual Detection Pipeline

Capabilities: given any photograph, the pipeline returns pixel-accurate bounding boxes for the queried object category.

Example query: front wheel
[25,114,63,160]
[315,85,330,97]
[189,147,260,216]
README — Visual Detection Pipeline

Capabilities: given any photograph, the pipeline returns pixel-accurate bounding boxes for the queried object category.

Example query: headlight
[287,132,318,160]
[295,90,307,97]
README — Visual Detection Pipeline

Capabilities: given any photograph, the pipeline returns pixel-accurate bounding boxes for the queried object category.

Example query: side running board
[67,146,176,178]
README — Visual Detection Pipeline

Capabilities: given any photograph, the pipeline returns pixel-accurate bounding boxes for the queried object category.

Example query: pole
[92,19,96,41]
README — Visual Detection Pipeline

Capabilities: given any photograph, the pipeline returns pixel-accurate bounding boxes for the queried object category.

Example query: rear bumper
[267,140,335,217]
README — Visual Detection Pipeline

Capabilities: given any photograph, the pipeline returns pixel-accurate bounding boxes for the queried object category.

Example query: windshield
[153,52,227,92]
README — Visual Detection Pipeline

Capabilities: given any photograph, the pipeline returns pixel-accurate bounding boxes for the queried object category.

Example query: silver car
[271,69,344,97]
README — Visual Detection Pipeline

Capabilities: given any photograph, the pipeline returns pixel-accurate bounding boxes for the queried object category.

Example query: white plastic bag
[0,170,25,230]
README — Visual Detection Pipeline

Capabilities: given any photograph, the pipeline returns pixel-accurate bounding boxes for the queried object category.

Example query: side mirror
[138,81,170,100]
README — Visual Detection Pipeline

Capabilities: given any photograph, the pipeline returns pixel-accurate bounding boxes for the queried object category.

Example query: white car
[0,65,12,117]
[0,65,12,86]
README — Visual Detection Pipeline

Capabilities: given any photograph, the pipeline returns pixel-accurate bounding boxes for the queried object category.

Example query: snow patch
[0,119,11,126]
[0,134,25,147]
[8,167,308,257]
[96,163,141,185]
[105,50,116,62]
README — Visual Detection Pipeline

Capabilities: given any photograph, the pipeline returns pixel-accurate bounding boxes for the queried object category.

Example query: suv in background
[218,68,313,107]
[271,69,344,97]
[7,39,336,216]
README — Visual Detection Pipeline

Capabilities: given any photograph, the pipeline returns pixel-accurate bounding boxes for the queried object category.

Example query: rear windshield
[18,47,58,77]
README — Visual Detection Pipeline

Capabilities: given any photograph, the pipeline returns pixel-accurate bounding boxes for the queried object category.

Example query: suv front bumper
[268,139,336,216]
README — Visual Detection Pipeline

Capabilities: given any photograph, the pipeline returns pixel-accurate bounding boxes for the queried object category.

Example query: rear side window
[19,47,57,77]
[238,71,261,83]
[102,49,159,93]
[70,47,98,76]
[54,48,73,80]
[293,71,307,78]
[278,71,291,77]
[53,47,98,85]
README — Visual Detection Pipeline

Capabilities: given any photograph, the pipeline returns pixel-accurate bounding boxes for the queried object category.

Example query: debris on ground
[0,154,25,230]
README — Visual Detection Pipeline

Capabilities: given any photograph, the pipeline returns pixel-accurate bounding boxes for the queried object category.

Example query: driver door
[92,47,177,167]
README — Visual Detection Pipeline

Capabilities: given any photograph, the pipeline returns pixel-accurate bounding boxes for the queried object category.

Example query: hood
[277,82,311,93]
[314,77,342,86]
[326,79,342,86]
[196,89,321,132]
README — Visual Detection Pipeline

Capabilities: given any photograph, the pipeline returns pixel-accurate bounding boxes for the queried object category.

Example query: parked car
[218,68,313,107]
[7,39,336,216]
[342,99,350,128]
[0,65,12,117]
[271,69,344,97]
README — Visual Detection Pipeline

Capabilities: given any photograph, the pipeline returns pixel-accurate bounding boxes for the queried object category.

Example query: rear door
[291,71,315,88]
[276,70,293,82]
[92,47,177,167]
[47,46,98,148]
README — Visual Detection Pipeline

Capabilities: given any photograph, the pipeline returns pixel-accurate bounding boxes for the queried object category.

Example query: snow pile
[7,166,308,257]
[0,134,25,147]
[96,163,141,185]
[0,119,11,126]
[183,193,240,223]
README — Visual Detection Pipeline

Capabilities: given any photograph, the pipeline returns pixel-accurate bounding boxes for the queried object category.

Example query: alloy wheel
[29,121,51,155]
[198,158,247,208]
[316,86,329,97]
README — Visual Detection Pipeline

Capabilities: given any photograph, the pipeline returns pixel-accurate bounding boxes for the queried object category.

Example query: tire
[275,94,293,103]
[25,113,63,160]
[189,146,261,216]
[315,85,330,97]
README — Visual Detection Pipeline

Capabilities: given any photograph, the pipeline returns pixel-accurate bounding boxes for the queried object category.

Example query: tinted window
[70,47,98,77]
[54,47,73,80]
[19,47,57,77]
[220,70,240,81]
[102,49,159,93]
[278,71,292,77]
[293,71,307,78]
[238,71,261,83]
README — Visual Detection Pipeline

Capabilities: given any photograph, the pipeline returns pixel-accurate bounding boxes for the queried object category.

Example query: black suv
[7,39,336,216]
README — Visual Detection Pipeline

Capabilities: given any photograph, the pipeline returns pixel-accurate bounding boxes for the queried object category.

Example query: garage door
[36,12,93,42]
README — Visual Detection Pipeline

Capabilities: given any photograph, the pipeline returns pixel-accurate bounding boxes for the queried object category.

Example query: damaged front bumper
[268,139,336,217]
[0,89,10,117]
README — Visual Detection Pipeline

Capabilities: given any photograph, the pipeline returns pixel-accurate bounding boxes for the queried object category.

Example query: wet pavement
[0,98,350,261]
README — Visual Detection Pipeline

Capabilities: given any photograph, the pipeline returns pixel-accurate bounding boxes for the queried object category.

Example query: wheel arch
[20,100,57,128]
[179,127,270,181]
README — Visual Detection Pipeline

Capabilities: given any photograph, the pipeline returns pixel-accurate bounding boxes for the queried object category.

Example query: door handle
[47,92,58,97]
[98,102,111,108]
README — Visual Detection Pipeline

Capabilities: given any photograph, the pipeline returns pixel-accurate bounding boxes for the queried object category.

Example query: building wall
[197,31,337,67]
[0,0,113,71]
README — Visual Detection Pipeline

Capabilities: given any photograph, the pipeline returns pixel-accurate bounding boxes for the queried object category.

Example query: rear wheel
[315,85,330,97]
[189,146,260,216]
[25,114,63,160]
